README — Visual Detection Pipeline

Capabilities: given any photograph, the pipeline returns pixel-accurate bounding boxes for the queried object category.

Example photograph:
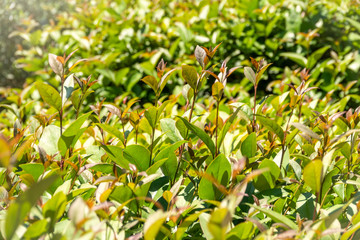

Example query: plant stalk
[215,100,220,156]
[252,85,257,132]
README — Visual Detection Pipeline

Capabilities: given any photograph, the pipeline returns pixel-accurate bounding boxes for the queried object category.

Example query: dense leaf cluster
[1,41,360,239]
[5,0,360,104]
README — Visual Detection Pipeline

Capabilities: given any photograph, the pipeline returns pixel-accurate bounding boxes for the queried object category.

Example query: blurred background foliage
[1,0,360,106]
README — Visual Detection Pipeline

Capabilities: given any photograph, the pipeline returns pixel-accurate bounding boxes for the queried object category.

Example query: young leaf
[142,75,158,93]
[144,106,158,129]
[158,68,178,94]
[195,45,207,68]
[144,210,168,240]
[212,81,224,102]
[35,82,62,112]
[48,53,63,76]
[217,106,243,148]
[23,219,49,239]
[177,116,216,157]
[182,65,198,90]
[244,67,256,86]
[255,63,272,85]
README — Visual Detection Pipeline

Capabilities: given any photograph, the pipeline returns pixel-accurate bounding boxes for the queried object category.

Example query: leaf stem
[173,91,198,185]
[252,85,257,132]
[215,100,220,156]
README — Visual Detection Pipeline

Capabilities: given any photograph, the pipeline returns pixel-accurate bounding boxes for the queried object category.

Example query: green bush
[7,0,360,104]
[1,42,360,239]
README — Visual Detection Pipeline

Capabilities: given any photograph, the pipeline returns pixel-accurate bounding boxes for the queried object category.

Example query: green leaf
[123,145,150,171]
[144,210,168,240]
[43,192,67,226]
[182,65,198,90]
[5,175,58,239]
[177,116,216,157]
[160,118,183,142]
[241,132,257,158]
[256,63,272,85]
[39,125,61,156]
[35,82,62,112]
[217,106,243,148]
[244,67,256,85]
[303,160,322,193]
[71,88,81,111]
[253,159,280,191]
[247,204,298,230]
[345,17,360,32]
[212,81,224,101]
[308,46,330,69]
[144,106,158,129]
[96,123,125,145]
[291,122,321,140]
[226,221,255,240]
[208,208,231,240]
[175,211,205,240]
[101,145,130,169]
[159,68,178,94]
[199,154,231,200]
[58,111,92,156]
[154,140,186,179]
[23,219,49,239]
[19,163,44,181]
[280,52,307,67]
[142,75,158,93]
[296,192,315,220]
[62,74,74,106]
[289,160,302,181]
[257,115,284,142]
[146,158,167,175]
